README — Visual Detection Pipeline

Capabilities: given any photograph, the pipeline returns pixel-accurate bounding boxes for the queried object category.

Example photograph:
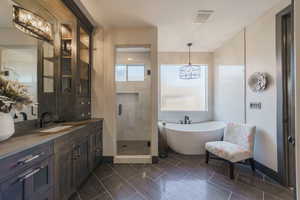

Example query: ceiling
[78,0,282,52]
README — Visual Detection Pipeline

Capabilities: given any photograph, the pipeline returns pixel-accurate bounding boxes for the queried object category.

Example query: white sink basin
[40,125,73,133]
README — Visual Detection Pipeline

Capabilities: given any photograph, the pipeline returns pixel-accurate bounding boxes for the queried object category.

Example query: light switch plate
[250,102,262,110]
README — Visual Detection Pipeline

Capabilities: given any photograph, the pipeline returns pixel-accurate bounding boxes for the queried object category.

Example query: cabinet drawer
[0,156,54,200]
[0,142,53,181]
[30,187,53,200]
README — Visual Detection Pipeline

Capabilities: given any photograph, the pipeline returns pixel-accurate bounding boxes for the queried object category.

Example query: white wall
[158,52,213,123]
[92,27,158,157]
[294,0,300,198]
[214,30,245,123]
[213,0,291,171]
[246,0,291,171]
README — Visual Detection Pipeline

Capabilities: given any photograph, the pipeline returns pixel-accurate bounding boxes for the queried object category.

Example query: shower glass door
[115,46,151,155]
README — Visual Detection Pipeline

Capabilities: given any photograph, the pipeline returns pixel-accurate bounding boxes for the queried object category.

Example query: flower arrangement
[0,76,33,113]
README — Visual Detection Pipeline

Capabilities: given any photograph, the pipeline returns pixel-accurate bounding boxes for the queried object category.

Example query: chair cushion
[205,141,252,163]
[224,123,256,156]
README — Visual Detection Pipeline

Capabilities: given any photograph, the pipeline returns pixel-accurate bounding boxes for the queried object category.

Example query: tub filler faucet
[180,116,191,124]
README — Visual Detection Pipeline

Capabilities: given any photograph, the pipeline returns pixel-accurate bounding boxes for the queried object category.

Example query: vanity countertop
[0,118,103,160]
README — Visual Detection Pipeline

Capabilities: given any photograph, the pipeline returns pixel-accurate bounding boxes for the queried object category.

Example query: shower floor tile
[117,140,151,155]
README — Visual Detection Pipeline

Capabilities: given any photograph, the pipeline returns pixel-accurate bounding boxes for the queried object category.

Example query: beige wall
[158,52,213,122]
[213,0,291,171]
[214,30,246,123]
[294,0,300,198]
[92,27,158,156]
[91,28,105,119]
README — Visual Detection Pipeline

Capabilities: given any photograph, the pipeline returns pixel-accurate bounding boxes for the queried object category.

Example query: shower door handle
[118,104,122,116]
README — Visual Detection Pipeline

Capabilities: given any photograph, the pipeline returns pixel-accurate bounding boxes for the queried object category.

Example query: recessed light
[127,58,133,61]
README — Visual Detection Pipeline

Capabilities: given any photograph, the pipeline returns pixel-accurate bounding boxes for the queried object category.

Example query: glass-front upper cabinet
[78,26,90,97]
[61,24,73,94]
[43,42,55,93]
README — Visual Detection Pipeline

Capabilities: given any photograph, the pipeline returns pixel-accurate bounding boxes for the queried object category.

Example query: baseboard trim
[152,156,159,164]
[254,161,280,183]
[114,155,152,164]
[102,156,113,164]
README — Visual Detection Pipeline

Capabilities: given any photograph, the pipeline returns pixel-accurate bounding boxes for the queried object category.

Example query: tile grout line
[93,172,114,200]
[153,171,168,182]
[208,171,216,182]
[227,191,233,200]
[108,165,149,200]
[100,173,114,181]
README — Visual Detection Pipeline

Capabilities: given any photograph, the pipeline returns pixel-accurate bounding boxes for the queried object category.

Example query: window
[116,64,145,81]
[116,65,127,81]
[160,64,208,111]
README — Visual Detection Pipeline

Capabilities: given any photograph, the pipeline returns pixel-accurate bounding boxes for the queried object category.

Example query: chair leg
[205,151,209,164]
[249,158,255,172]
[229,162,235,179]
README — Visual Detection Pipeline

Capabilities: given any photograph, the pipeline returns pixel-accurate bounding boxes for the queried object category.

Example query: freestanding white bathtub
[161,121,226,155]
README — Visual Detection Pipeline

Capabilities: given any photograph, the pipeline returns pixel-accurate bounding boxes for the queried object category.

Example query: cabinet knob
[81,113,85,117]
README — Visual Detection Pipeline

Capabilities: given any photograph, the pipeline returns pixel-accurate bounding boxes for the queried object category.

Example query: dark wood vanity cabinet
[0,120,102,200]
[0,158,54,200]
[0,142,54,200]
[54,121,103,200]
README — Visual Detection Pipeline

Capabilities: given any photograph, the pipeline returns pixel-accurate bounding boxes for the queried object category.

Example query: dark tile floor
[70,151,294,200]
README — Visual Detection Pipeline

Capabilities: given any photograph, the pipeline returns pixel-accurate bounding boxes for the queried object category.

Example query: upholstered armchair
[205,123,256,179]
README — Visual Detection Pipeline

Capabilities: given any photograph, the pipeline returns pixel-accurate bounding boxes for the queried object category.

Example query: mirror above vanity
[0,0,40,122]
[0,0,93,137]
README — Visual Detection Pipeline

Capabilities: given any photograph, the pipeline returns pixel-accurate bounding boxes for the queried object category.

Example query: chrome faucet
[180,115,191,124]
[184,116,189,124]
[40,112,53,128]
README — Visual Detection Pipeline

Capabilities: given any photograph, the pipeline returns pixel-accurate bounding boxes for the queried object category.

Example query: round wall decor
[248,72,268,93]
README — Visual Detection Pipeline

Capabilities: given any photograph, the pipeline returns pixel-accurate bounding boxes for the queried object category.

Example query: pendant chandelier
[12,6,53,42]
[179,43,201,80]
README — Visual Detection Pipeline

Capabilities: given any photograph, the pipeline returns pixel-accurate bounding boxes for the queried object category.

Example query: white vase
[0,112,15,141]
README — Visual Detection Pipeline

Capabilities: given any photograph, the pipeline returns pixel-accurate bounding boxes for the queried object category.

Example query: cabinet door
[38,41,57,116]
[55,146,75,200]
[78,25,91,98]
[95,131,103,165]
[31,188,53,200]
[28,157,54,200]
[74,138,89,187]
[89,133,97,171]
[0,172,30,200]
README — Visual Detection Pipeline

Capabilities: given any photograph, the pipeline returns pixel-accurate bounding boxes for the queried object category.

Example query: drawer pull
[18,168,41,182]
[17,152,44,166]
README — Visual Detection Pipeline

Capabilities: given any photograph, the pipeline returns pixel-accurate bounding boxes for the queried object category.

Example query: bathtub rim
[160,121,226,133]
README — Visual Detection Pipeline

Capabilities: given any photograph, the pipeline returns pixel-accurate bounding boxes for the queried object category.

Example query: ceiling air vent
[194,10,214,24]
